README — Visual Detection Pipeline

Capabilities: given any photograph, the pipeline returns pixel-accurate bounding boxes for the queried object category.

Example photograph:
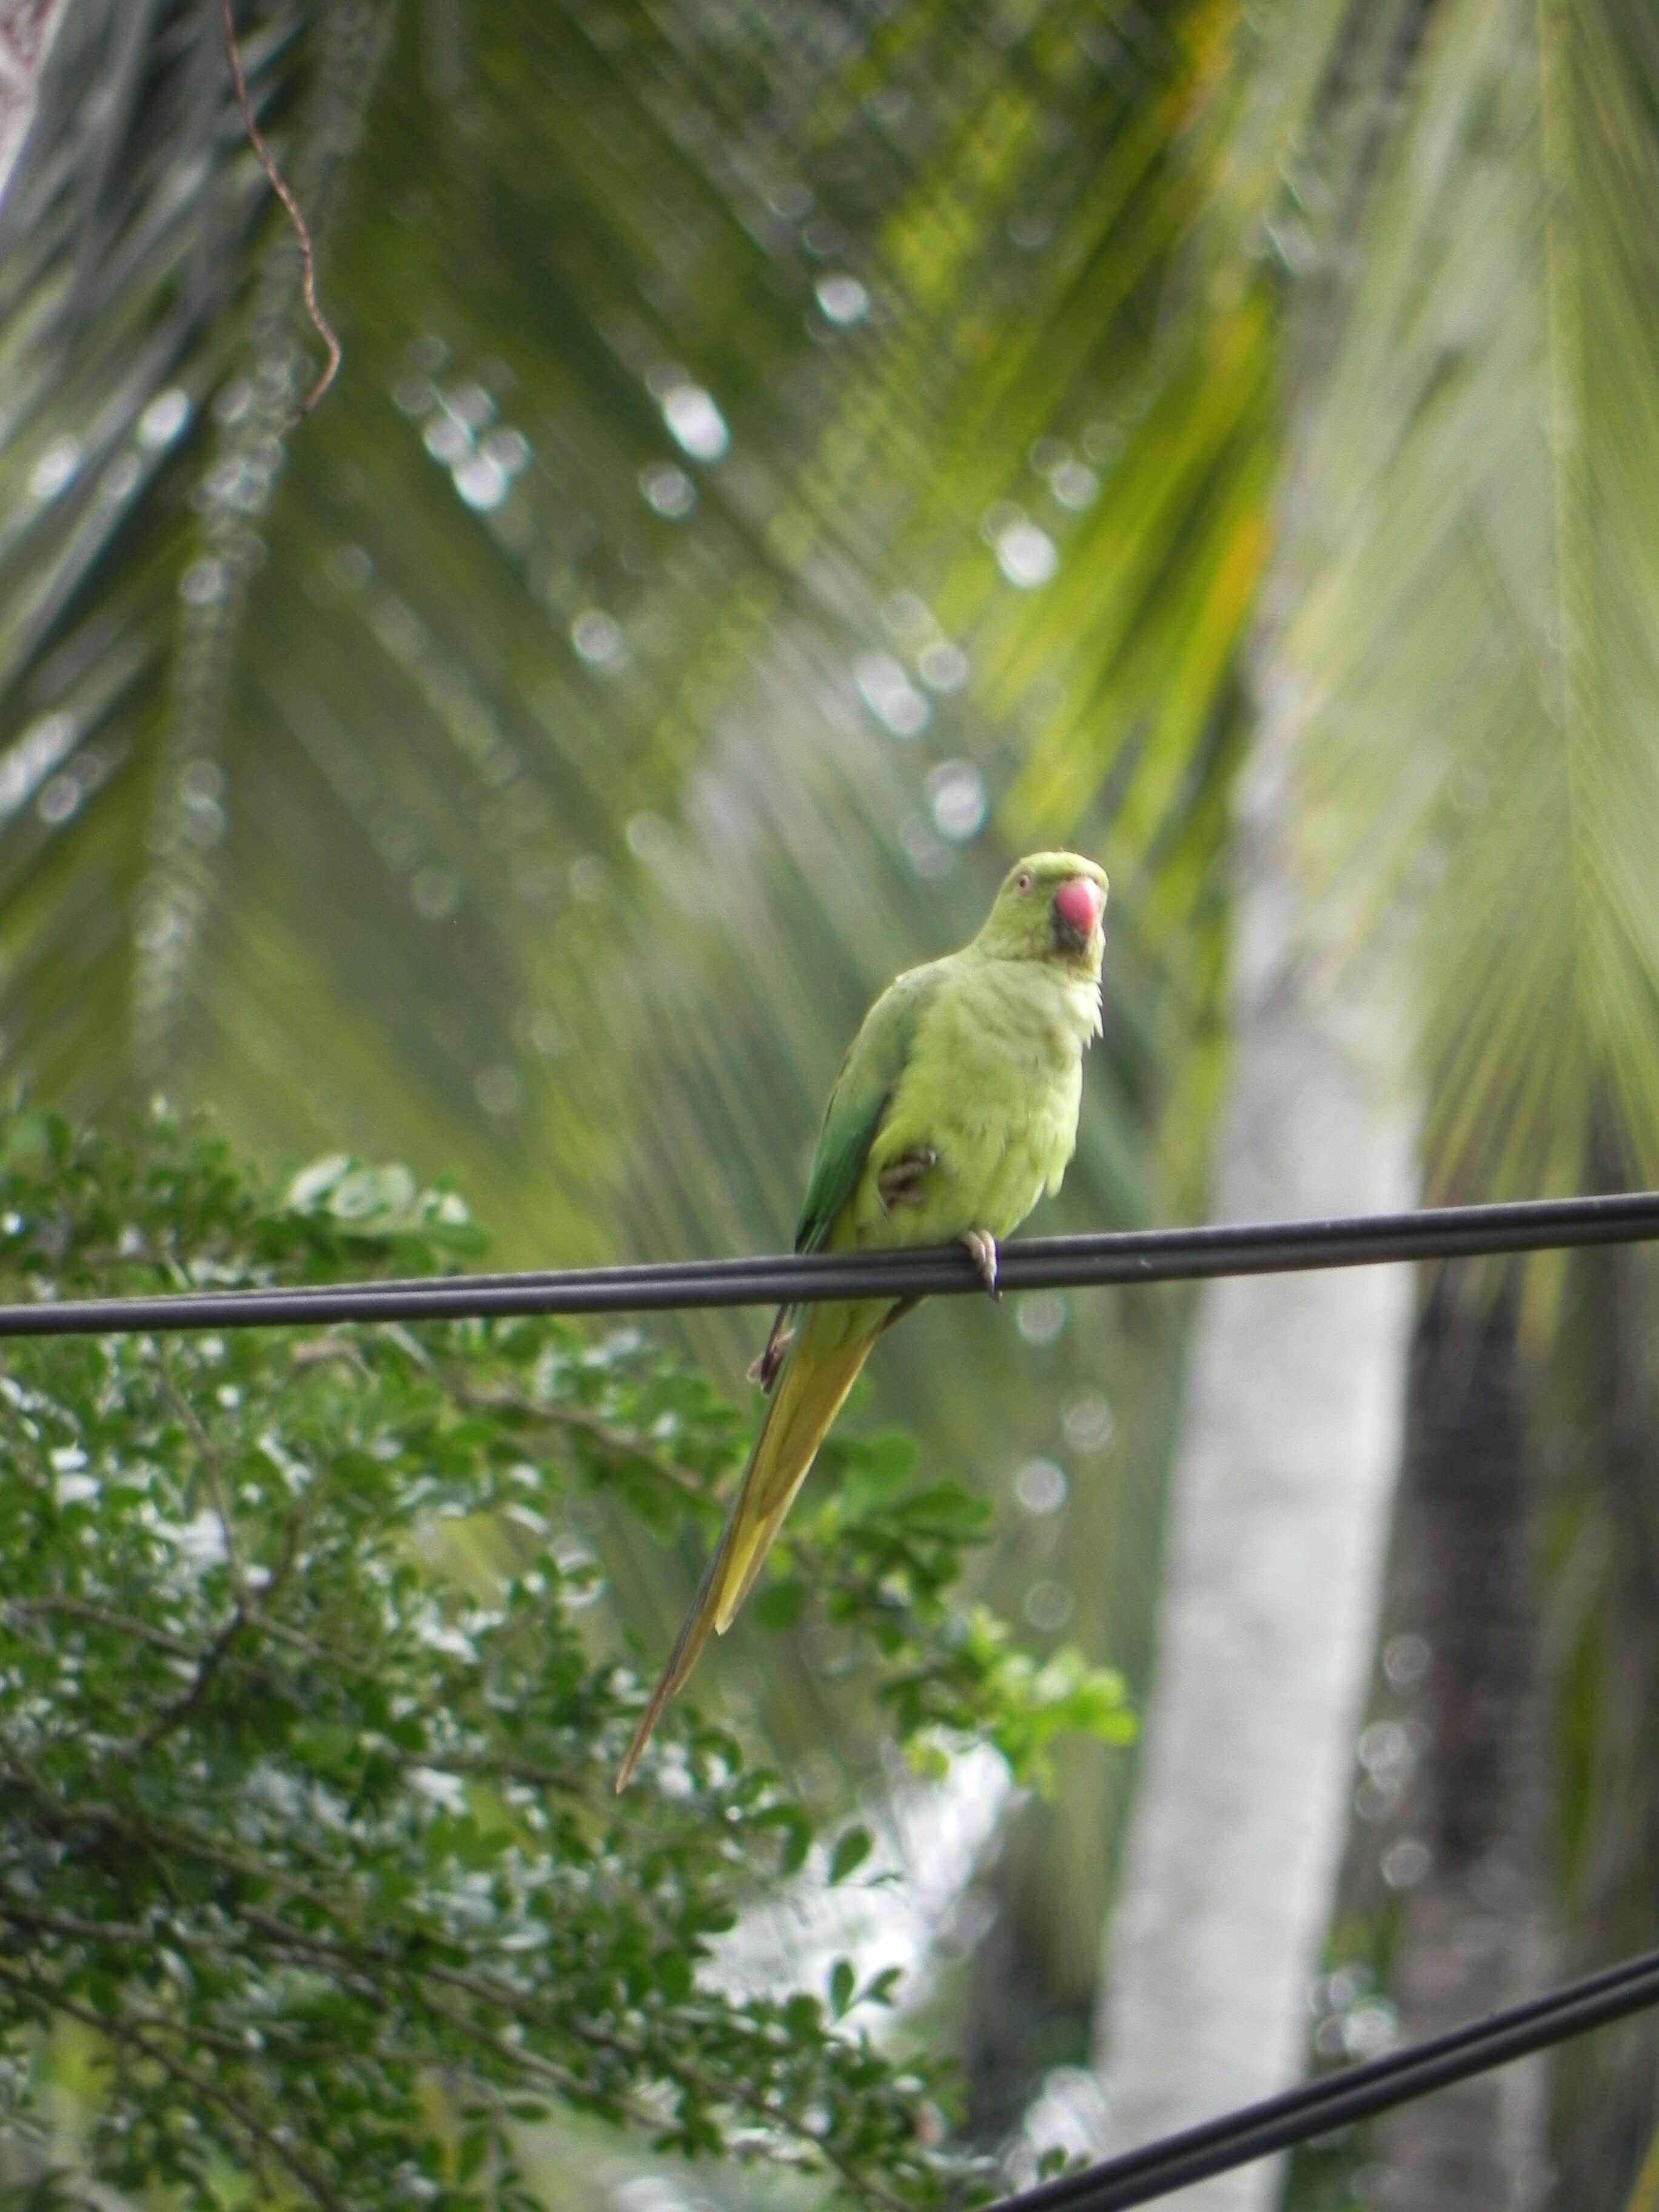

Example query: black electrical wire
[1,1188,1658,1339]
[8,1188,1659,1337]
[1003,1942,1659,2210]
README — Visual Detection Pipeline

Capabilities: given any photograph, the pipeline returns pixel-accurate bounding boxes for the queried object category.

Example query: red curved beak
[1053,876,1104,950]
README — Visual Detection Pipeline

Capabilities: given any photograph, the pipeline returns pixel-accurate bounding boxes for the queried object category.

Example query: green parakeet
[617,850,1108,1788]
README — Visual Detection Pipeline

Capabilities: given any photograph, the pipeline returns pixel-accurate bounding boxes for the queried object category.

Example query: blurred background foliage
[7,0,1659,2204]
[1,0,1280,2134]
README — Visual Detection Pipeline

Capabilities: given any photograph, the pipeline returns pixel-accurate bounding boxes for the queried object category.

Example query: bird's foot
[961,1227,1000,1299]
[878,1145,939,1212]
[748,1321,794,1393]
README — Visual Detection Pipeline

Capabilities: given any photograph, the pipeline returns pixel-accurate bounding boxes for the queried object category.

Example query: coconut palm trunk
[1370,1279,1553,2208]
[1088,701,1417,2204]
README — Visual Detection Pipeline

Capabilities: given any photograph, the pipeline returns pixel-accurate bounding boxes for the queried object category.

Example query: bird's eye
[1016,871,1033,894]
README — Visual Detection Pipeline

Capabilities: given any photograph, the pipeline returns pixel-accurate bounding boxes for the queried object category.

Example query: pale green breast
[846,953,1099,1248]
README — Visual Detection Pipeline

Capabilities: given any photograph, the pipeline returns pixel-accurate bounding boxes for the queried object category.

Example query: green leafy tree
[0,1104,1130,2208]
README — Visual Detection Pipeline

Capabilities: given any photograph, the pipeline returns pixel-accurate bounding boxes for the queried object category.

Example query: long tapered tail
[615,1310,877,1789]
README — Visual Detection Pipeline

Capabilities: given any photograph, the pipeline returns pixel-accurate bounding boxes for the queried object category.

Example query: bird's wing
[794,961,943,1254]
[748,962,941,1393]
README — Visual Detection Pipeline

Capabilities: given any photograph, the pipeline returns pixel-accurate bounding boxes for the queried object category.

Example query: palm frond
[1276,0,1659,1202]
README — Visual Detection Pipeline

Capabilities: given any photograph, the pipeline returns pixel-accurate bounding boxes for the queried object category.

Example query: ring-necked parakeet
[617,850,1108,1788]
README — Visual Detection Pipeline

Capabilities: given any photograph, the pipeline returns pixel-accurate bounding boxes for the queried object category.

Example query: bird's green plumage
[617,851,1109,1787]
[794,965,942,1256]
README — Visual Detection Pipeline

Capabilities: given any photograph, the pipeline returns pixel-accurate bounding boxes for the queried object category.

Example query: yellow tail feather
[711,1332,873,1632]
[615,1302,883,1789]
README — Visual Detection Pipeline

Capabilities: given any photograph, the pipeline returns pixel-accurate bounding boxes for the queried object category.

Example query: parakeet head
[976,851,1108,967]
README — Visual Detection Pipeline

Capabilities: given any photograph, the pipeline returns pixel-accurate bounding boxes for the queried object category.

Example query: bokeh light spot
[1014,1458,1068,1515]
[917,640,969,691]
[854,652,928,737]
[423,415,471,465]
[326,544,373,591]
[0,714,76,817]
[995,518,1059,588]
[816,273,870,326]
[444,382,495,429]
[925,759,987,841]
[1050,459,1101,509]
[641,461,696,518]
[38,775,79,826]
[213,378,254,426]
[571,609,626,668]
[453,454,509,509]
[474,1065,522,1116]
[30,437,81,502]
[1342,1999,1400,2057]
[1024,1580,1074,1632]
[626,811,673,863]
[662,384,729,462]
[1062,1390,1114,1452]
[881,591,935,644]
[1383,1633,1431,1688]
[179,559,227,607]
[1016,1291,1067,1345]
[481,427,529,475]
[1381,1838,1432,1891]
[136,389,191,450]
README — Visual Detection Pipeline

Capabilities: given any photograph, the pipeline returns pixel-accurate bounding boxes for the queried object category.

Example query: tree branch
[0,1957,346,2210]
[444,1372,717,1500]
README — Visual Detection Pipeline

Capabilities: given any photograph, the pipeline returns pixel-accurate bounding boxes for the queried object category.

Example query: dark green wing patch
[793,962,942,1255]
